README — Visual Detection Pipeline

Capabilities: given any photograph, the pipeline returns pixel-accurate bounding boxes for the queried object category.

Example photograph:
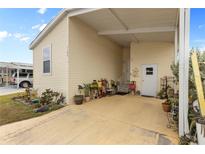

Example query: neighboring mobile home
[29,8,190,137]
[0,62,33,88]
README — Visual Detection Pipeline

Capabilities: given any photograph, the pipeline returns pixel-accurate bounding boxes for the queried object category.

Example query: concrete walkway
[0,95,178,144]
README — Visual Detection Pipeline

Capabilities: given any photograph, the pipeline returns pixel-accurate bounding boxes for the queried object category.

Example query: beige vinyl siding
[130,42,174,92]
[33,16,69,100]
[68,18,123,101]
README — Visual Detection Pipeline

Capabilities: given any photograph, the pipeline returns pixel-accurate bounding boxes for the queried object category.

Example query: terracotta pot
[85,96,90,102]
[162,102,171,112]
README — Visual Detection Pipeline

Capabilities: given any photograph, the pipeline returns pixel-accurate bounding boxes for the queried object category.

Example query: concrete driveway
[0,95,178,144]
[0,86,24,96]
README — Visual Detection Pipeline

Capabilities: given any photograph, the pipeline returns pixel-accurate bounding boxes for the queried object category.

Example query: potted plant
[84,83,91,102]
[110,80,117,95]
[90,80,98,99]
[157,89,164,99]
[74,85,84,105]
[162,98,171,112]
[196,117,205,144]
[102,79,108,96]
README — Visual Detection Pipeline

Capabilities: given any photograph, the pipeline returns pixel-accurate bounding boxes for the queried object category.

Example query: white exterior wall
[69,18,123,101]
[130,42,175,92]
[33,16,69,100]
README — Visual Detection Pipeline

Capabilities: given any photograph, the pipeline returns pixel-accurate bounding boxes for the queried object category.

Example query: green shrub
[40,89,65,106]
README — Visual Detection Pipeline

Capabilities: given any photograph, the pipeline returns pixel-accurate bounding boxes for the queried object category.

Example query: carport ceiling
[76,8,178,47]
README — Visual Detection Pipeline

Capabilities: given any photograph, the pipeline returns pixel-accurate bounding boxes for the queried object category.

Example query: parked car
[10,72,33,88]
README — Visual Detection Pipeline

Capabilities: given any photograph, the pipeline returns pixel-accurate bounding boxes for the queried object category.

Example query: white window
[43,46,51,74]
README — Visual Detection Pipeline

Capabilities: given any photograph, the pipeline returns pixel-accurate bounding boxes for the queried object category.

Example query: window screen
[43,46,51,74]
[146,67,153,75]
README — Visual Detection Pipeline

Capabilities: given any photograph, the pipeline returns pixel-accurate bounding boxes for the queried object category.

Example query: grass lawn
[0,93,63,126]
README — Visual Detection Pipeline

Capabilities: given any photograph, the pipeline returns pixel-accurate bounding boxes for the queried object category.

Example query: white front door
[141,64,157,97]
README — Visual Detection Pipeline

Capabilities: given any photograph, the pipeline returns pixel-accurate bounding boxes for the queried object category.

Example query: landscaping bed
[0,89,65,126]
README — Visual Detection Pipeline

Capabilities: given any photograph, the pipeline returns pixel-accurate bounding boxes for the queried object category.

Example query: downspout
[66,13,70,103]
[174,28,178,64]
[175,9,179,64]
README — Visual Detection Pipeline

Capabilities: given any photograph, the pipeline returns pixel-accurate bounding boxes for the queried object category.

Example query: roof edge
[29,8,101,50]
[29,8,75,50]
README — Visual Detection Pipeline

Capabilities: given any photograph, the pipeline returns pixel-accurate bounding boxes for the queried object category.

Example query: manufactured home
[29,8,190,137]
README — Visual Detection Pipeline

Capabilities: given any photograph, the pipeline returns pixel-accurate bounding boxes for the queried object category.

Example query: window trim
[42,44,52,76]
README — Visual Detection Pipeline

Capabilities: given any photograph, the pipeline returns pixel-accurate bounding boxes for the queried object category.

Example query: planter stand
[167,112,178,131]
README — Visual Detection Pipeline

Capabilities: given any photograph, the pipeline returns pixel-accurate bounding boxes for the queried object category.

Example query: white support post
[184,8,190,134]
[178,8,190,137]
[6,67,9,87]
[1,68,4,85]
[179,8,185,136]
[17,68,19,89]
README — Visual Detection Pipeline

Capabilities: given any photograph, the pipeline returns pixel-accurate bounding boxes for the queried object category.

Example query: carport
[69,8,190,137]
[28,8,190,138]
[0,95,178,144]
